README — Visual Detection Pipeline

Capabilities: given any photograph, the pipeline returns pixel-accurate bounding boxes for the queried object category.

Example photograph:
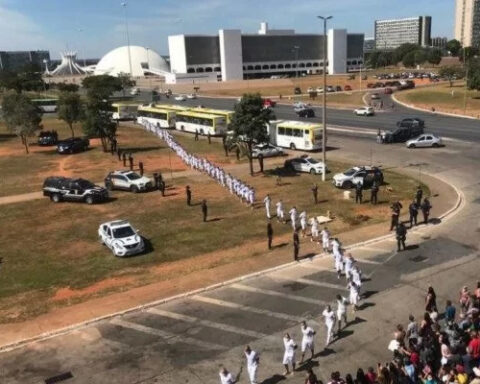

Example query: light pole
[121,2,133,76]
[317,15,332,182]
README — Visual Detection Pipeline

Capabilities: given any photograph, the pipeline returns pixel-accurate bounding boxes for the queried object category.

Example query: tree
[402,50,426,68]
[366,50,381,68]
[467,59,480,90]
[439,65,465,87]
[446,39,462,56]
[377,51,394,68]
[459,47,479,63]
[393,43,420,64]
[0,66,44,94]
[54,83,80,92]
[82,75,122,151]
[1,92,42,153]
[117,72,136,97]
[427,48,443,66]
[0,70,23,93]
[57,91,83,137]
[230,93,275,175]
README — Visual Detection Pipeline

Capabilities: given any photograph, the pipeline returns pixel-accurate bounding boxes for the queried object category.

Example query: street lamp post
[121,2,133,77]
[317,15,332,182]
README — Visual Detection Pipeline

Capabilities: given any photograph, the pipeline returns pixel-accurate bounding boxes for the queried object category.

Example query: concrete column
[328,29,347,74]
[219,29,243,81]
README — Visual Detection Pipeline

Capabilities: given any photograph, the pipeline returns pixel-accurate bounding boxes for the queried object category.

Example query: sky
[0,0,455,59]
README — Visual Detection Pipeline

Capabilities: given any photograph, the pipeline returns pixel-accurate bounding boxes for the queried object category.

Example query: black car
[335,85,342,92]
[294,87,302,95]
[296,108,315,118]
[57,137,89,154]
[397,118,425,129]
[382,126,424,143]
[43,176,108,204]
[38,131,58,146]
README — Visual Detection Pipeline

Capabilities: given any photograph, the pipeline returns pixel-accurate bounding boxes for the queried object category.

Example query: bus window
[285,128,292,136]
[278,127,285,135]
[304,130,309,135]
[293,129,302,137]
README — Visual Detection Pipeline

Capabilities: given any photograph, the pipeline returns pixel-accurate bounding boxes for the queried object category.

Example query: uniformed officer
[355,182,363,204]
[201,199,208,222]
[390,201,402,231]
[415,186,423,207]
[139,161,144,176]
[370,181,379,205]
[222,134,229,157]
[293,230,300,261]
[122,152,127,167]
[159,180,166,196]
[409,200,418,227]
[258,155,264,173]
[207,132,211,144]
[153,173,159,190]
[267,221,273,250]
[186,185,192,206]
[128,153,134,171]
[311,183,318,204]
[194,129,199,141]
[396,222,407,252]
[421,197,432,224]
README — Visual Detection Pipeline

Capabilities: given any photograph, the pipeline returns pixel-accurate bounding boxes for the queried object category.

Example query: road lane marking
[230,283,328,305]
[355,258,382,265]
[271,275,349,291]
[358,245,392,253]
[110,318,226,350]
[297,263,329,271]
[148,308,267,339]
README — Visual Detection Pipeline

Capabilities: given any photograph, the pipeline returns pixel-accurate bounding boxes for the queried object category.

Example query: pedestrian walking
[258,155,264,173]
[421,197,432,224]
[293,230,300,261]
[207,132,211,144]
[153,173,159,190]
[122,152,127,167]
[276,200,285,223]
[263,194,271,219]
[322,305,336,346]
[416,186,423,207]
[194,129,199,141]
[244,345,259,384]
[348,279,360,313]
[219,367,235,384]
[390,201,402,231]
[111,137,117,152]
[332,237,341,262]
[409,200,418,227]
[321,227,330,253]
[299,321,316,364]
[425,286,437,313]
[128,153,134,171]
[201,199,208,222]
[282,333,297,376]
[186,185,192,206]
[355,182,363,204]
[289,206,298,230]
[334,245,344,279]
[396,222,407,251]
[311,217,319,243]
[139,161,144,176]
[336,294,349,332]
[159,180,165,196]
[299,211,307,237]
[267,221,273,250]
[311,183,318,204]
[222,135,229,157]
[370,182,379,205]
[236,147,240,160]
[344,253,355,280]
[117,148,122,161]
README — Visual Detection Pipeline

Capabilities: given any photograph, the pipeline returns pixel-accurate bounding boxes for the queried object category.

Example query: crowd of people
[143,121,255,205]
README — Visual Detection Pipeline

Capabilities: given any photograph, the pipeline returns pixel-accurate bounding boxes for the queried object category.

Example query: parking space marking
[110,318,226,350]
[191,295,306,323]
[231,283,328,305]
[271,275,349,291]
[148,308,267,339]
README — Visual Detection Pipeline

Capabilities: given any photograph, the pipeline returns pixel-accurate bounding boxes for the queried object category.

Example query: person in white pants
[321,227,331,253]
[263,195,271,219]
[282,333,297,376]
[299,211,308,237]
[219,367,235,384]
[331,238,341,260]
[276,200,285,223]
[348,278,360,312]
[336,294,349,332]
[289,207,298,231]
[311,217,319,243]
[244,345,259,384]
[344,253,355,280]
[299,321,316,363]
[334,247,344,279]
[322,305,336,347]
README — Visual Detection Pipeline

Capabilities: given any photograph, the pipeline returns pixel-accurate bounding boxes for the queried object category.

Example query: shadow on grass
[274,242,288,249]
[207,217,223,222]
[362,290,378,299]
[358,302,376,310]
[260,374,287,384]
[120,146,163,153]
[296,359,319,372]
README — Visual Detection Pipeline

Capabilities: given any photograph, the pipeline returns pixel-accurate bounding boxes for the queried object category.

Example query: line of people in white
[143,121,255,205]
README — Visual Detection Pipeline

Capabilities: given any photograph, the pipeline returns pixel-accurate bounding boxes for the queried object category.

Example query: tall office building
[0,50,50,71]
[375,16,432,49]
[455,0,480,47]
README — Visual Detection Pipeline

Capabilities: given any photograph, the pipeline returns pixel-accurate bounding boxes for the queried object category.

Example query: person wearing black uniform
[355,182,363,204]
[396,222,407,252]
[258,155,264,173]
[159,180,166,196]
[186,185,192,206]
[194,129,199,141]
[117,148,122,161]
[293,230,300,261]
[153,173,159,190]
[139,161,144,176]
[122,152,127,167]
[370,181,379,205]
[128,154,134,171]
[311,183,318,204]
[222,134,229,157]
[207,132,211,144]
[415,186,423,207]
[409,200,418,227]
[421,197,432,224]
[390,201,402,231]
[267,221,273,250]
[201,199,208,222]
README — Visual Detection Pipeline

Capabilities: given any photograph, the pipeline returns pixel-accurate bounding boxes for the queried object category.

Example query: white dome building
[94,46,170,77]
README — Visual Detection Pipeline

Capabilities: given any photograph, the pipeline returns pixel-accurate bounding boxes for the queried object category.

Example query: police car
[104,170,152,193]
[98,220,145,257]
[284,155,327,175]
[43,176,108,204]
[332,166,384,189]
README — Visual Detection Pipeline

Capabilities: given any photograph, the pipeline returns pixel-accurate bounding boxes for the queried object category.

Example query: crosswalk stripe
[110,318,226,350]
[271,275,349,291]
[148,308,267,339]
[355,258,382,265]
[231,283,328,305]
[191,295,308,323]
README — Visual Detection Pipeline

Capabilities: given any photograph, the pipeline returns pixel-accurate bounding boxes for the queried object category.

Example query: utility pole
[318,15,332,182]
[121,2,133,77]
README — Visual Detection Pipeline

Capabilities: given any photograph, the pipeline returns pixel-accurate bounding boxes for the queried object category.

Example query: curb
[0,171,464,354]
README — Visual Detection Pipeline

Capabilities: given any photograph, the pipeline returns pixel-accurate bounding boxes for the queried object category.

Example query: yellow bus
[111,102,141,121]
[136,105,176,129]
[150,104,190,113]
[267,120,323,151]
[175,110,228,136]
[190,106,234,125]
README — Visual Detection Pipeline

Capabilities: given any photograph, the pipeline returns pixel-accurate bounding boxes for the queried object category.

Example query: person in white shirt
[276,200,285,223]
[348,278,360,312]
[334,246,344,279]
[336,294,349,332]
[299,211,308,237]
[219,367,235,384]
[299,321,316,363]
[331,238,341,260]
[289,207,298,230]
[351,266,362,289]
[322,305,336,346]
[344,253,355,280]
[263,195,271,218]
[311,217,319,243]
[282,333,297,376]
[244,345,259,384]
[321,227,330,253]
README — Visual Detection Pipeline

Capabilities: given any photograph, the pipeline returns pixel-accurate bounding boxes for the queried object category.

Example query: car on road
[130,87,140,96]
[293,102,310,112]
[316,87,324,93]
[326,86,335,93]
[104,170,152,193]
[43,176,108,204]
[344,85,352,91]
[174,95,187,101]
[98,220,145,257]
[294,87,302,95]
[332,166,384,189]
[397,117,425,129]
[38,131,58,146]
[57,137,89,154]
[353,106,374,116]
[381,125,424,143]
[284,155,327,175]
[186,94,197,99]
[335,85,342,92]
[263,98,276,108]
[252,143,284,158]
[406,134,443,148]
[370,93,381,100]
[296,107,315,118]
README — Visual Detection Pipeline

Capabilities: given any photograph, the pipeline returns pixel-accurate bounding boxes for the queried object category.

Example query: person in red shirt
[365,366,377,384]
[468,330,480,363]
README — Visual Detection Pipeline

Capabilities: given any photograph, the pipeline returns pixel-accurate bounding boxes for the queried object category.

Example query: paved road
[1,134,479,384]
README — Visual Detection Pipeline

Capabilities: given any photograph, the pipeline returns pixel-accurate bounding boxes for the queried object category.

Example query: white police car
[98,220,145,257]
[284,155,327,175]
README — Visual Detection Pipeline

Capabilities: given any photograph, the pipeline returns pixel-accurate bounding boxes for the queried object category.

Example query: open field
[395,82,480,117]
[0,118,427,323]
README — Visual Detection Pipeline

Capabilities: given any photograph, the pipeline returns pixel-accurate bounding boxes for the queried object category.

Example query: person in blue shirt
[445,300,456,323]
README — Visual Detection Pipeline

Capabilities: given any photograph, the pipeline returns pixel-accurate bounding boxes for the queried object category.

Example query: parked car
[381,125,424,143]
[332,166,384,189]
[174,95,187,101]
[284,155,327,175]
[38,131,58,146]
[130,87,140,96]
[307,87,314,93]
[344,85,352,91]
[316,87,324,93]
[263,98,276,108]
[252,143,284,158]
[397,118,425,129]
[354,106,374,116]
[335,85,342,92]
[57,137,89,154]
[406,134,443,148]
[104,170,152,193]
[98,220,145,257]
[43,176,108,204]
[186,93,197,99]
[384,87,393,94]
[296,107,315,118]
[293,102,310,112]
[371,93,381,100]
[294,87,302,95]
[326,86,335,93]
[366,83,375,88]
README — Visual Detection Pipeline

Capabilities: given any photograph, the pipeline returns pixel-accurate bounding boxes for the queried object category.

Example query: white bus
[190,106,234,125]
[111,102,140,121]
[137,105,176,129]
[175,110,227,136]
[267,120,323,151]
[31,98,58,113]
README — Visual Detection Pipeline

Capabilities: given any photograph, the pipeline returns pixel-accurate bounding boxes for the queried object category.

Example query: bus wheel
[290,143,296,150]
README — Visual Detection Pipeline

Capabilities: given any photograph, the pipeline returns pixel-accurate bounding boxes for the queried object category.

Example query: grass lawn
[395,83,480,117]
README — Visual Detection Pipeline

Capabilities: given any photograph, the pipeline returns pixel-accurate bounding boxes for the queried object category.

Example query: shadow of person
[260,374,287,384]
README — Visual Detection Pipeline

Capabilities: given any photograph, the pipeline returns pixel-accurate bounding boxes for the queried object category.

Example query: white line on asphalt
[355,258,383,265]
[271,275,349,291]
[230,283,328,305]
[110,318,226,350]
[191,295,309,323]
[148,308,267,339]
[357,245,392,253]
